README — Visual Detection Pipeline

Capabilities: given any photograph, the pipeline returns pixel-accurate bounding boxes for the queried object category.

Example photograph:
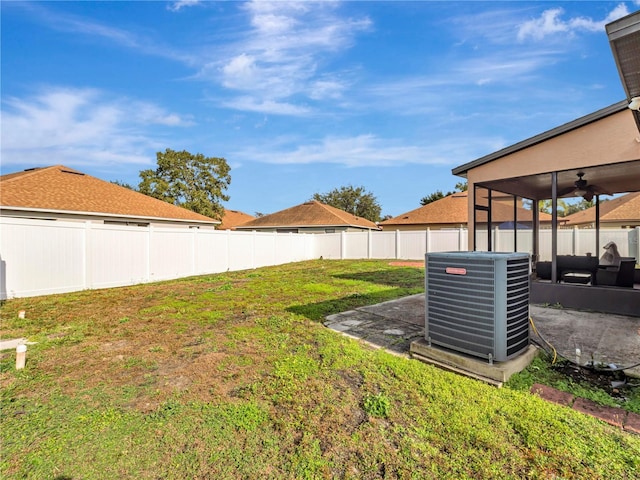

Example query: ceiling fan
[558,172,609,201]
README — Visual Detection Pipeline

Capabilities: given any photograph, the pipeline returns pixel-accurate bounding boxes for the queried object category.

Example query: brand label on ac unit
[445,267,467,275]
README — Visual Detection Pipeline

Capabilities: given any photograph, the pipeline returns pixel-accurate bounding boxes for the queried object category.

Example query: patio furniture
[596,257,636,288]
[535,255,599,284]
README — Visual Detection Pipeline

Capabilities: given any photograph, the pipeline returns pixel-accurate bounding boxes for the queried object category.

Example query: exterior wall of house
[465,109,640,245]
[380,224,463,231]
[238,226,378,234]
[0,208,218,229]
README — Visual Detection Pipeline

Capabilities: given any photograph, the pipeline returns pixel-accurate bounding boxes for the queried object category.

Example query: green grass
[1,259,639,479]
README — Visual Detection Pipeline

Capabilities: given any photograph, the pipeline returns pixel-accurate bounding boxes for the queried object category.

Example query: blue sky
[2,1,638,218]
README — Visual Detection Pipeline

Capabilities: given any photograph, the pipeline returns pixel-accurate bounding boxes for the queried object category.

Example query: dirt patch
[388,261,424,268]
[553,362,634,399]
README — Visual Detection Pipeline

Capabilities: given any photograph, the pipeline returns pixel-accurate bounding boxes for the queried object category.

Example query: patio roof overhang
[452,102,640,200]
[471,159,640,201]
[607,10,640,131]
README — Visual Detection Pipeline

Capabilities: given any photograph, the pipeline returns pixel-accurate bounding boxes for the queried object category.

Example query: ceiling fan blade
[558,186,577,197]
[589,184,611,196]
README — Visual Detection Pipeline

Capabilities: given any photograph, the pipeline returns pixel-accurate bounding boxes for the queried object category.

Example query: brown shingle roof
[235,200,380,230]
[0,165,218,224]
[217,209,255,230]
[380,191,553,227]
[564,192,640,226]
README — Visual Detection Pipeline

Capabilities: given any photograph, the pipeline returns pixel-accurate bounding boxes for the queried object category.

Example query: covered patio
[451,11,640,317]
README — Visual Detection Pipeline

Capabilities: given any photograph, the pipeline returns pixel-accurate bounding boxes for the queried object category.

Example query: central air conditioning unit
[425,251,530,363]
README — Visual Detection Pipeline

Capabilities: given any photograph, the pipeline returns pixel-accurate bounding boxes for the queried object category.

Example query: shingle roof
[0,165,218,224]
[380,191,553,227]
[217,209,255,230]
[564,192,640,226]
[235,200,380,230]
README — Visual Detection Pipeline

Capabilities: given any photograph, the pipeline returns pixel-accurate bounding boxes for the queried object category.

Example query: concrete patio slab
[324,293,640,381]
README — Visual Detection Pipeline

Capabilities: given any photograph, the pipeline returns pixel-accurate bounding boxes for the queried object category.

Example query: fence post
[252,230,257,269]
[493,226,500,252]
[192,227,197,276]
[341,231,346,259]
[573,226,578,255]
[425,228,430,254]
[368,229,372,259]
[395,230,401,259]
[83,221,90,290]
[226,229,231,271]
[458,227,465,252]
[146,224,153,282]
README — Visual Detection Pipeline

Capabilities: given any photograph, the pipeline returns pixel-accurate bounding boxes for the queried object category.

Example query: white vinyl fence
[1,217,638,299]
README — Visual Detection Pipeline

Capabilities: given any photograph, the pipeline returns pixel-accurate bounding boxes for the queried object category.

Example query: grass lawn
[1,259,639,479]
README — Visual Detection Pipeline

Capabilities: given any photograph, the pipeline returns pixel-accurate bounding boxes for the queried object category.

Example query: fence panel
[314,233,342,259]
[398,231,426,259]
[88,224,149,289]
[343,232,369,259]
[227,231,257,271]
[0,218,85,298]
[194,230,226,275]
[427,229,462,253]
[148,227,196,281]
[370,231,396,259]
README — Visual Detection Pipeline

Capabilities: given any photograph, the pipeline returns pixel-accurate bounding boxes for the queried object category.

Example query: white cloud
[232,134,491,168]
[17,2,194,64]
[167,0,200,12]
[1,87,192,168]
[211,1,372,114]
[222,97,310,116]
[517,4,630,41]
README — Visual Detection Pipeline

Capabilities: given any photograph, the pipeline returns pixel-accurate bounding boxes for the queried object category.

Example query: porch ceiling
[475,159,640,201]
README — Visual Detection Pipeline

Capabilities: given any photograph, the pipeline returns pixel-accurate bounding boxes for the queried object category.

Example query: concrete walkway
[324,294,640,377]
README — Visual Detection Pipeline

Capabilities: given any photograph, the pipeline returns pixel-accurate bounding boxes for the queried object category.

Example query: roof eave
[0,205,220,225]
[235,223,379,230]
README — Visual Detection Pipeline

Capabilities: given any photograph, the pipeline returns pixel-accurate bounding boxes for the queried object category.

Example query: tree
[111,180,136,190]
[420,181,467,206]
[563,199,596,216]
[138,148,231,220]
[454,181,468,192]
[420,190,446,205]
[312,185,382,222]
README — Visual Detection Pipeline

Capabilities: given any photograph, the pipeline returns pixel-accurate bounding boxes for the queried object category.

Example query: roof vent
[60,169,85,176]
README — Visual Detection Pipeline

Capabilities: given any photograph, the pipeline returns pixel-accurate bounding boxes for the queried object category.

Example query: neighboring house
[0,165,220,228]
[217,209,255,230]
[380,191,556,231]
[563,192,640,228]
[234,200,381,233]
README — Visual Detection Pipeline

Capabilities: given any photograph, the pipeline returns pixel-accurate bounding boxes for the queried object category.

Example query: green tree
[420,181,467,205]
[138,148,231,220]
[111,180,136,190]
[563,199,596,216]
[312,185,382,222]
[454,181,468,192]
[420,190,446,205]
